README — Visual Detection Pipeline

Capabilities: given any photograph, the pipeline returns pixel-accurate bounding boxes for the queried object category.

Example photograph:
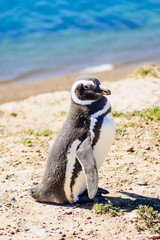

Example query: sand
[0,67,134,104]
[0,66,160,240]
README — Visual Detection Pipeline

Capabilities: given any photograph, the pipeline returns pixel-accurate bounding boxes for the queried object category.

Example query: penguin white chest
[68,113,115,203]
[92,112,115,170]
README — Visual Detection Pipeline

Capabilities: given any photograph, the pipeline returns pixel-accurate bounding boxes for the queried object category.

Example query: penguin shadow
[36,189,160,213]
[72,190,160,213]
[104,191,160,213]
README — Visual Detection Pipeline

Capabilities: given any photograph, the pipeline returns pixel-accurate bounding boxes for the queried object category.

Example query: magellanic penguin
[30,76,115,204]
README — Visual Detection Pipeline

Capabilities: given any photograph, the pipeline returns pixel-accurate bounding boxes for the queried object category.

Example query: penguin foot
[77,195,107,203]
[77,187,109,203]
[96,187,109,195]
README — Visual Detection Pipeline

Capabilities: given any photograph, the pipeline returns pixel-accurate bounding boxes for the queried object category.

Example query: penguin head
[71,76,111,105]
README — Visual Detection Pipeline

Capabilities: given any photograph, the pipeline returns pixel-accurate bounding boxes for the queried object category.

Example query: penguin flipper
[76,136,98,199]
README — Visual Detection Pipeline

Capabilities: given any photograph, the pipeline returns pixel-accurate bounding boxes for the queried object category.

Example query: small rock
[148,235,160,239]
[127,147,134,152]
[137,180,147,186]
[36,149,41,153]
[28,144,33,147]
[32,182,38,185]
[12,197,16,202]
[64,209,72,215]
[145,146,150,150]
[145,121,149,124]
[23,228,30,232]
[6,203,12,208]
[11,112,17,117]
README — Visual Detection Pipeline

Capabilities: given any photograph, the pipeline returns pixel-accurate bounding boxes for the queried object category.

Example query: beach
[0,64,159,111]
[1,0,160,238]
[0,64,160,239]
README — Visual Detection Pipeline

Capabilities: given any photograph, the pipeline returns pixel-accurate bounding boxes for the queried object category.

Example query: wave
[79,64,114,74]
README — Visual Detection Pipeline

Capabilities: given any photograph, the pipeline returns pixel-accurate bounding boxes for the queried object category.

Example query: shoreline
[0,66,135,105]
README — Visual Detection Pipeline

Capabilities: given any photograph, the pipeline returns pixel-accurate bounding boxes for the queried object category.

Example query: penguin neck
[88,96,109,115]
[69,95,110,118]
[65,96,111,139]
[68,99,90,125]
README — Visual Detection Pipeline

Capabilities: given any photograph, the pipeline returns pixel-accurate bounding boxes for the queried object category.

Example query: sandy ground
[0,69,160,239]
[0,67,134,105]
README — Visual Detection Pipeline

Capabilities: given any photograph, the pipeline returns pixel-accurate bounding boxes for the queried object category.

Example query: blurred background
[0,0,160,83]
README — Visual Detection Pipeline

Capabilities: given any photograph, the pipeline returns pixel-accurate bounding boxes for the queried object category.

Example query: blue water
[0,0,160,83]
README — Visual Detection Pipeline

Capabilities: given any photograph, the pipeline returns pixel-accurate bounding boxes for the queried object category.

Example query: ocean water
[0,0,160,83]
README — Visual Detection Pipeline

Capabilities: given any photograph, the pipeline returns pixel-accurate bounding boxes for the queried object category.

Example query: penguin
[30,76,115,204]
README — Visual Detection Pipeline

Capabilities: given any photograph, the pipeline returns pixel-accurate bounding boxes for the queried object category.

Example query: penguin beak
[99,85,111,95]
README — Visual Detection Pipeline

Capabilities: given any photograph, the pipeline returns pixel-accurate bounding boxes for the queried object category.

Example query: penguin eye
[84,85,89,90]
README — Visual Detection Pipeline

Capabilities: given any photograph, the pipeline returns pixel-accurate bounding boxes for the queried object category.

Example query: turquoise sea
[0,0,160,83]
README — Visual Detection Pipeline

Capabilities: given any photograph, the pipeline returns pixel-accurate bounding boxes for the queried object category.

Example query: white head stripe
[71,80,96,105]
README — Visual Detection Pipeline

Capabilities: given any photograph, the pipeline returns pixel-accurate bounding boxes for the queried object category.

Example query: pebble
[148,236,160,239]
[145,146,150,150]
[64,209,72,215]
[11,112,17,117]
[137,180,147,186]
[23,228,30,232]
[126,147,134,152]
